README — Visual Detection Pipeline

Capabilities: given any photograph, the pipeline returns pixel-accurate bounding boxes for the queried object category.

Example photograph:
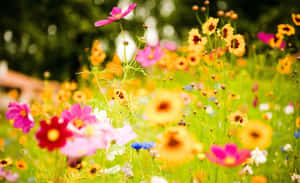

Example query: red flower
[36,116,73,151]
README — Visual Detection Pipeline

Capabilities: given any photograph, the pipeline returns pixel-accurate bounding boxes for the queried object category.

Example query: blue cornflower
[184,85,193,91]
[142,142,155,150]
[294,129,300,138]
[131,142,143,151]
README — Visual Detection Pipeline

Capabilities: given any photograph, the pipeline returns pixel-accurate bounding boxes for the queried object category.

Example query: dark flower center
[283,27,290,31]
[193,35,201,44]
[231,39,240,49]
[90,168,97,174]
[209,24,215,31]
[157,101,170,112]
[295,17,300,22]
[223,28,228,38]
[167,136,181,148]
[250,131,260,139]
[191,57,196,62]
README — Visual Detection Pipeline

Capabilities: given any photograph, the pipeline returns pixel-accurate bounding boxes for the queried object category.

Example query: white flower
[259,103,270,111]
[151,176,168,183]
[291,173,300,182]
[283,144,292,152]
[239,165,253,175]
[284,105,294,114]
[101,165,121,174]
[206,106,214,115]
[93,108,110,123]
[265,112,272,120]
[251,148,267,166]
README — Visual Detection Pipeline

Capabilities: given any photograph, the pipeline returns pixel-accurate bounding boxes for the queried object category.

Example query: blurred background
[0,0,299,81]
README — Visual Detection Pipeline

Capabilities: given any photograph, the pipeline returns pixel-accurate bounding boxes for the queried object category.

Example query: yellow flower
[188,29,207,51]
[296,117,300,128]
[269,33,284,48]
[276,57,292,74]
[227,110,248,126]
[16,159,28,170]
[31,103,43,117]
[238,120,273,149]
[227,34,246,56]
[252,175,267,183]
[217,24,234,41]
[237,58,247,67]
[19,135,28,145]
[292,13,300,26]
[202,17,219,35]
[87,164,101,177]
[0,158,13,167]
[90,40,106,66]
[112,88,127,104]
[106,54,123,77]
[8,89,19,100]
[187,52,201,66]
[277,24,295,36]
[73,91,87,103]
[175,57,188,70]
[144,90,184,125]
[155,126,198,165]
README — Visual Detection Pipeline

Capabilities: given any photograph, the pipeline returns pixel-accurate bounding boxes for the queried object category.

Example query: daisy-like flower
[250,148,267,166]
[218,24,234,41]
[202,17,219,35]
[72,91,87,103]
[292,13,300,26]
[87,164,101,177]
[239,165,253,175]
[36,116,73,151]
[238,120,273,149]
[257,32,286,48]
[61,104,97,135]
[187,52,201,66]
[6,102,34,133]
[206,143,250,167]
[15,159,27,170]
[188,28,207,51]
[175,57,188,70]
[136,45,164,67]
[0,166,19,182]
[227,34,245,56]
[284,103,294,114]
[144,90,184,125]
[291,173,300,182]
[227,111,248,126]
[277,24,295,36]
[94,3,137,27]
[155,126,201,165]
[0,158,13,167]
[269,33,285,48]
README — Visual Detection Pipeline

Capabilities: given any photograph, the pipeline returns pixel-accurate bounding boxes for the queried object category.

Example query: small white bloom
[239,165,253,175]
[251,148,267,166]
[107,145,125,161]
[266,112,272,120]
[206,106,214,115]
[259,103,270,111]
[291,173,300,182]
[151,176,168,183]
[283,144,292,152]
[101,165,121,174]
[284,105,294,114]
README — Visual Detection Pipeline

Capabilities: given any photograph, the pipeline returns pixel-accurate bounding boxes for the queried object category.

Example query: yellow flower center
[115,14,121,18]
[224,157,236,165]
[74,119,84,129]
[20,110,27,117]
[47,129,60,142]
[148,54,154,60]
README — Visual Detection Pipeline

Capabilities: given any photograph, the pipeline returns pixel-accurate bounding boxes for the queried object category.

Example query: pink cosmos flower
[61,104,97,135]
[0,167,19,182]
[257,32,286,48]
[206,143,250,167]
[114,124,137,146]
[5,102,34,133]
[136,45,164,67]
[163,42,177,51]
[94,4,137,27]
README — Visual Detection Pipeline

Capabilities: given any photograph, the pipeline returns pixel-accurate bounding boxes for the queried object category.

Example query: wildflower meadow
[0,1,299,183]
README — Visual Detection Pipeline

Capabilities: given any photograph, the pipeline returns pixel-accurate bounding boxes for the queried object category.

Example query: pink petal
[110,7,122,16]
[121,3,137,18]
[224,143,238,155]
[94,19,114,27]
[211,145,226,159]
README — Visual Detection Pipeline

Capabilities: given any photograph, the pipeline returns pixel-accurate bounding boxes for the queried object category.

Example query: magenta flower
[257,32,286,48]
[61,104,97,135]
[0,167,19,182]
[94,4,137,27]
[206,143,250,167]
[136,45,164,67]
[5,102,34,133]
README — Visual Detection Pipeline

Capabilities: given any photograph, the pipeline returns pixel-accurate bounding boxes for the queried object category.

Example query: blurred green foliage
[0,0,299,80]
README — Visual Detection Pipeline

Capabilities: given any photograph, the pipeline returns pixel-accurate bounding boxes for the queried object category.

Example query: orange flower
[252,175,267,183]
[175,57,188,70]
[277,24,295,36]
[16,159,28,170]
[292,13,300,26]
